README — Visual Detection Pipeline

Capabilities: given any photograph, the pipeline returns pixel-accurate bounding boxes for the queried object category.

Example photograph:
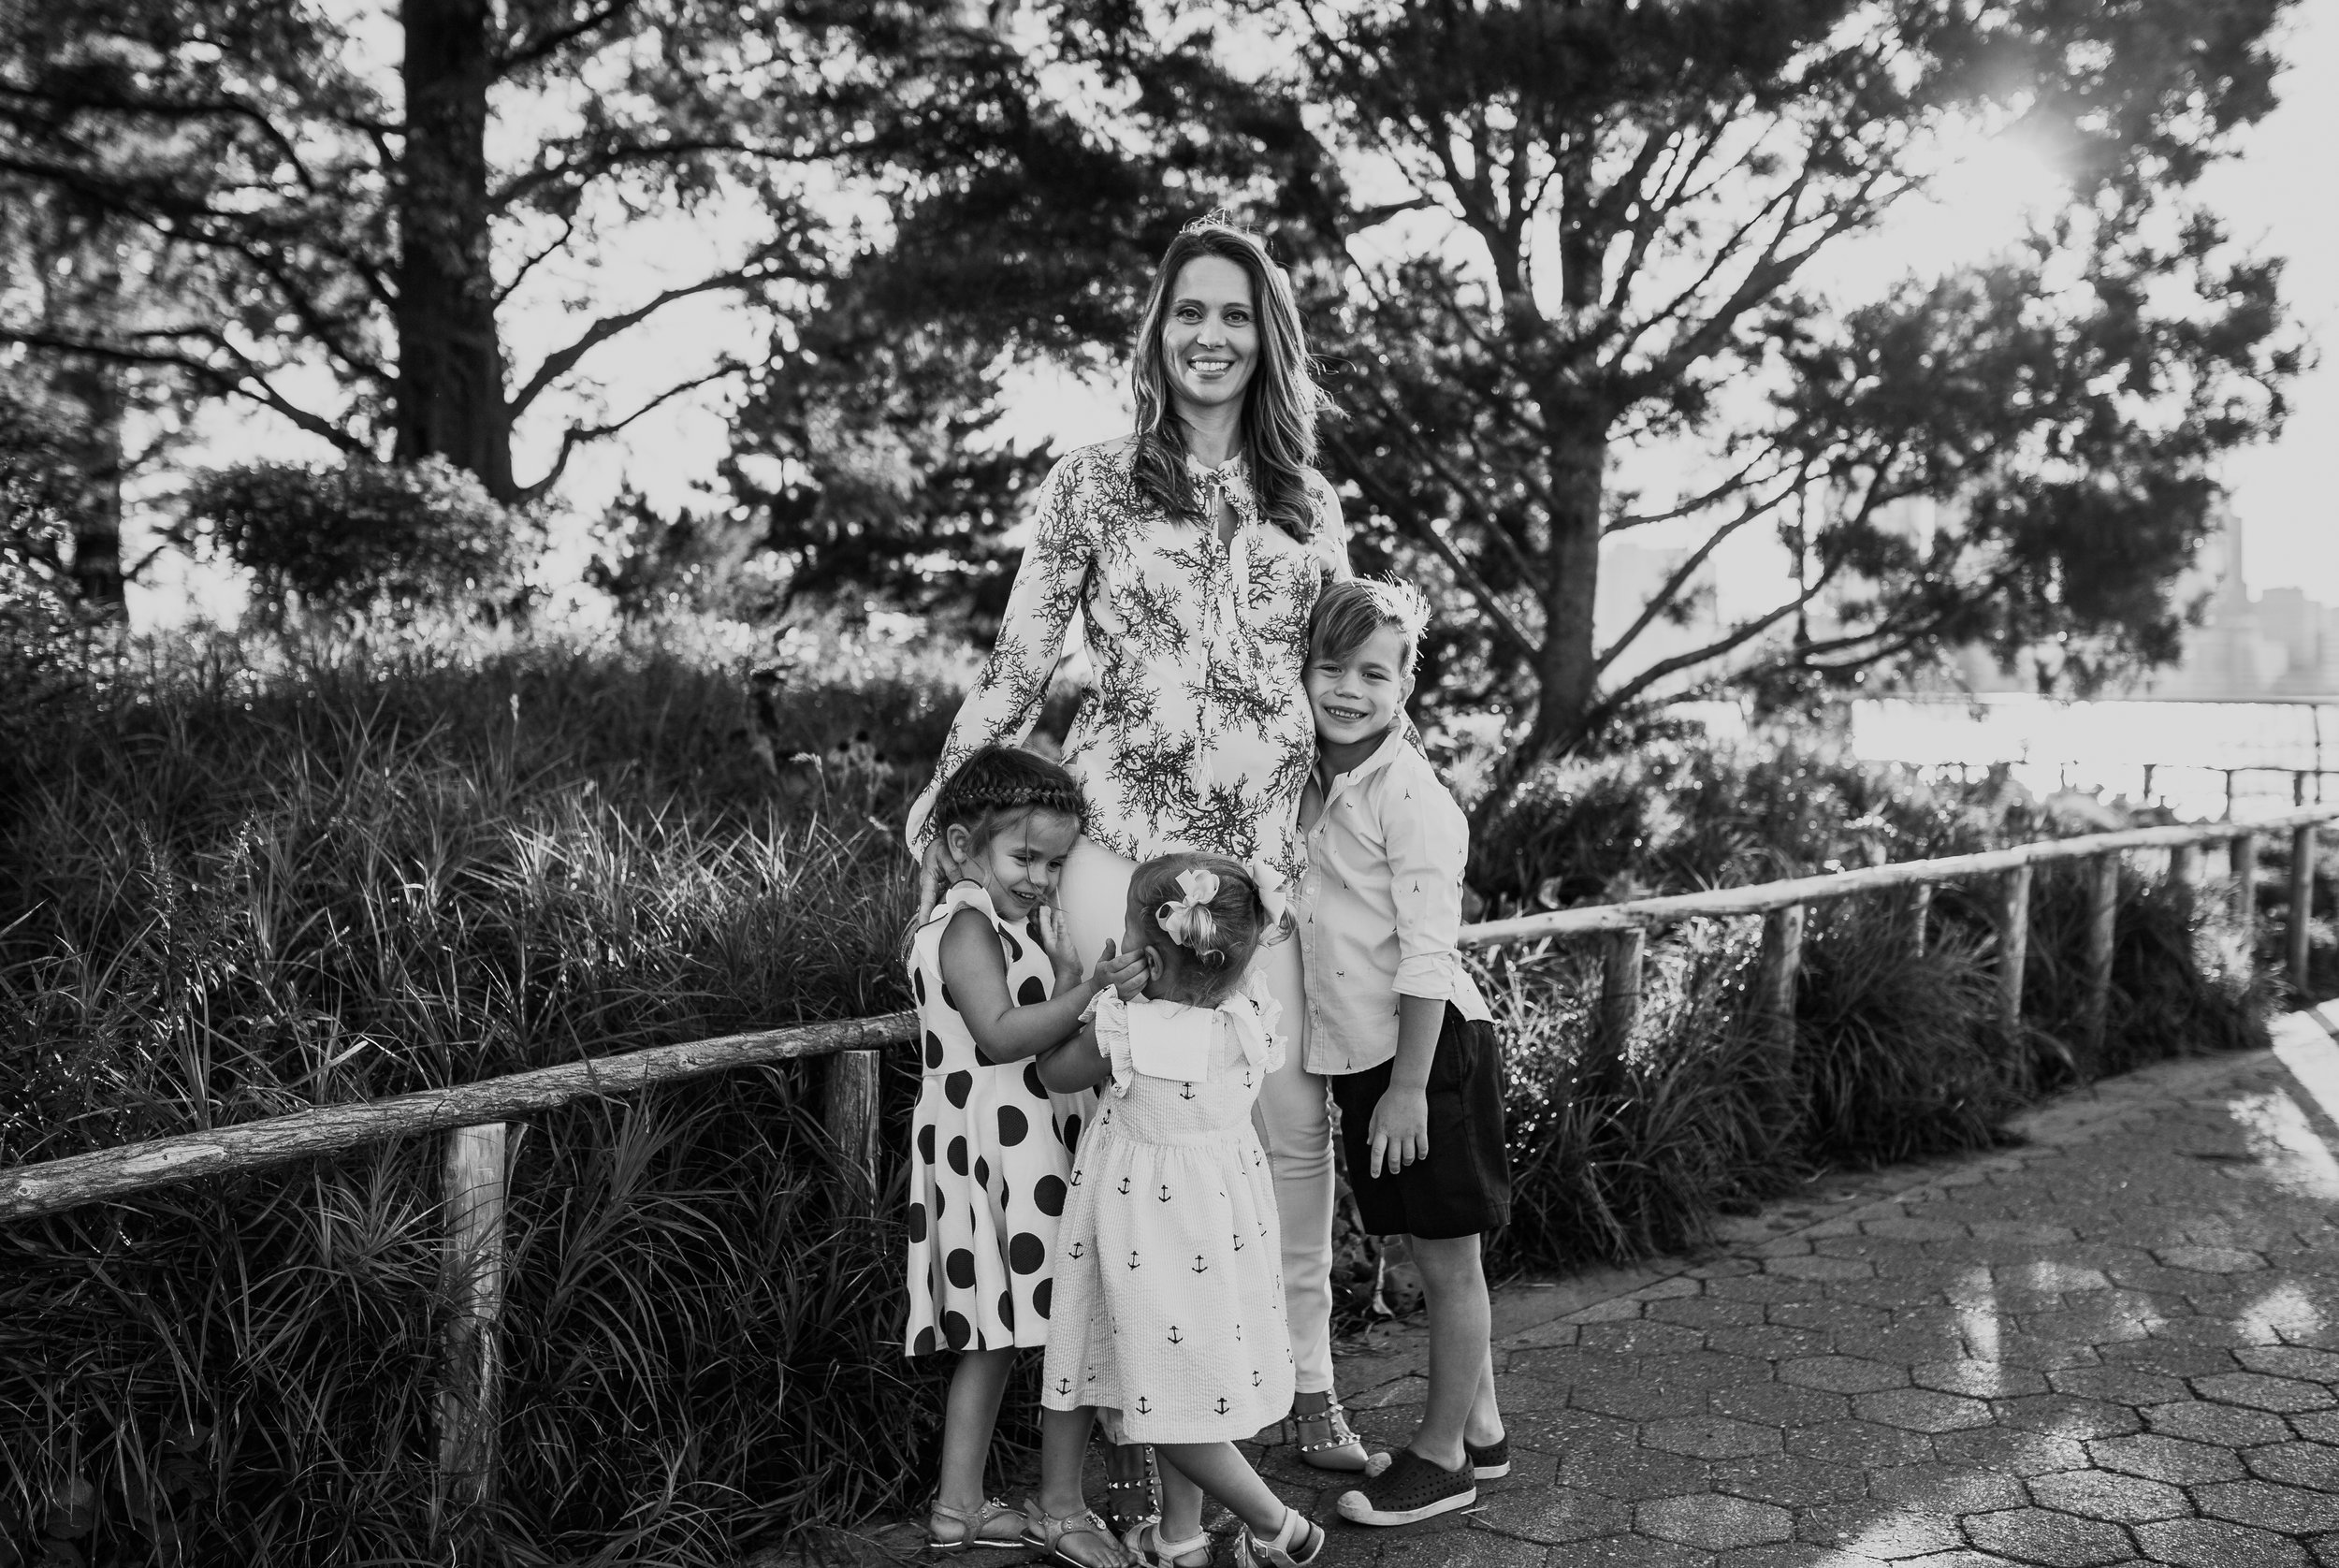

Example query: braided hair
[1126,851,1269,1007]
[930,745,1087,854]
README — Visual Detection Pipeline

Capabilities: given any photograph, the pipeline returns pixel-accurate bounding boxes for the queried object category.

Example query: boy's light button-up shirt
[1294,728,1492,1077]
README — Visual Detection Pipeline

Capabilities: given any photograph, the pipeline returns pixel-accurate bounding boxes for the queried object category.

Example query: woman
[906,216,1377,1549]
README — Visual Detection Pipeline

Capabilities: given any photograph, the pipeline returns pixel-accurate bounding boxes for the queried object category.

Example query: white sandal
[1124,1519,1213,1567]
[926,1495,1024,1552]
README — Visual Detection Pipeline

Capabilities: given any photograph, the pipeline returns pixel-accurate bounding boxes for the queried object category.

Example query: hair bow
[1157,868,1222,950]
[1244,854,1292,942]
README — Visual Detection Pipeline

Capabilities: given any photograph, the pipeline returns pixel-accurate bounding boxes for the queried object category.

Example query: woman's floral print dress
[905,441,1351,880]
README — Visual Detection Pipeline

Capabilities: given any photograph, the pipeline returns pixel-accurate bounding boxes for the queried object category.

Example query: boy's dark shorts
[1330,1003,1512,1241]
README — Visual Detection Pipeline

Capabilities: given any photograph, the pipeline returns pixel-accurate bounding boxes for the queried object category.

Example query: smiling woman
[903,214,1387,1534]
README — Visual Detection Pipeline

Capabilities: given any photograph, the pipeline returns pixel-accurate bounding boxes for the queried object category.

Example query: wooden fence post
[1997,864,2031,1038]
[2082,853,2119,1054]
[824,1050,881,1214]
[1757,904,1805,1075]
[2231,831,2259,971]
[1595,927,1648,1090]
[2169,842,2199,922]
[2290,823,2317,994]
[1908,883,1933,958]
[437,1122,507,1518]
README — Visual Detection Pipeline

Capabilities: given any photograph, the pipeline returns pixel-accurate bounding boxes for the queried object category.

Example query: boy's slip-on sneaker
[1333,1449,1477,1527]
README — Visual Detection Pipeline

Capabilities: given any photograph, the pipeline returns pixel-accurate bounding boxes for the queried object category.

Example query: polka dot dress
[904,882,1092,1357]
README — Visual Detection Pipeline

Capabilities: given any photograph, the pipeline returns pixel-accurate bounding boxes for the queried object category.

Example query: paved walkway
[828,1014,2339,1567]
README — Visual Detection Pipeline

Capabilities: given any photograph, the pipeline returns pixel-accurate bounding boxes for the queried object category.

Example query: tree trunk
[1525,415,1605,758]
[397,0,513,500]
[52,356,126,615]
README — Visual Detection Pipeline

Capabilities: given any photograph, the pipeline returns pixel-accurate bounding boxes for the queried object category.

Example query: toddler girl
[907,745,1147,1564]
[1038,853,1328,1568]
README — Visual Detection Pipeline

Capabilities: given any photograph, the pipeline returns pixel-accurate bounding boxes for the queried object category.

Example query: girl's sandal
[1123,1519,1213,1568]
[1292,1398,1383,1474]
[1101,1443,1160,1536]
[1024,1502,1128,1568]
[926,1495,1025,1552]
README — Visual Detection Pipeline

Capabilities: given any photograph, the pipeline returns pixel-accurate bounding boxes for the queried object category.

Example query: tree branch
[505,266,780,419]
[515,359,745,501]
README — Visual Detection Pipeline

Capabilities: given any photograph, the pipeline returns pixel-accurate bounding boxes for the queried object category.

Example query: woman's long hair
[1128,215,1331,542]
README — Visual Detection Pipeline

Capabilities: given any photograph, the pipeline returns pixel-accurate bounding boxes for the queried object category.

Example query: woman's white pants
[1056,835,1336,1395]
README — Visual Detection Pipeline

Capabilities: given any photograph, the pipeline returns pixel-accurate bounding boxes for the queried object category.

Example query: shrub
[185,457,538,620]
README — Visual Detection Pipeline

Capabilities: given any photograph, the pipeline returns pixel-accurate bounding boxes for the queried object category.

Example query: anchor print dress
[1039,978,1294,1443]
[904,883,1094,1357]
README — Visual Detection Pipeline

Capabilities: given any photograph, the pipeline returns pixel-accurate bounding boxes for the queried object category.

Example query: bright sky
[125,1,2339,625]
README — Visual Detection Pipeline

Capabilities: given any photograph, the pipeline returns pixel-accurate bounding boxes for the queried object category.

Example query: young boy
[1296,579,1511,1528]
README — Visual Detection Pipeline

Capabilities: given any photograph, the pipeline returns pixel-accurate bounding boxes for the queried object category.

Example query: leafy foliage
[184,457,536,620]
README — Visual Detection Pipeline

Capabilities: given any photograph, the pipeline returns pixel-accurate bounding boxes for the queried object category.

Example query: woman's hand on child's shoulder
[1089,938,1152,1001]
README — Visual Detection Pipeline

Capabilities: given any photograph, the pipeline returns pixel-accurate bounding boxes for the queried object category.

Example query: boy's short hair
[1309,578,1431,673]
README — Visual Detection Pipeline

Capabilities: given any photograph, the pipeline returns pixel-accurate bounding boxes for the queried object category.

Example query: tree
[0,0,979,504]
[1234,0,2300,767]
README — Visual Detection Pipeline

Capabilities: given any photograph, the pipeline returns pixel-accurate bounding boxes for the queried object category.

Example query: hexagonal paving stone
[1963,1507,2133,1568]
[2142,1399,2295,1446]
[1712,1454,1870,1509]
[1559,1532,1722,1568]
[1707,1325,1838,1362]
[1785,1419,1938,1468]
[1714,1546,1852,1568]
[1639,1495,1795,1551]
[1853,1388,1994,1433]
[1986,1336,2105,1372]
[2245,1441,2339,1491]
[1765,1256,1878,1282]
[1572,1374,1712,1420]
[2132,1518,2310,1568]
[1644,1416,1784,1460]
[1864,1217,1972,1242]
[1931,1426,2091,1476]
[1867,1462,2027,1513]
[1781,1357,1910,1394]
[1991,1394,2142,1440]
[1915,1360,2051,1399]
[1641,1352,1781,1391]
[1468,1481,1632,1545]
[2044,1366,2189,1406]
[2295,1410,2339,1445]
[2098,1341,2243,1380]
[1648,1297,1772,1331]
[1582,1320,1714,1357]
[2194,1371,2336,1413]
[2196,1479,2339,1534]
[1709,1380,1855,1429]
[2237,1344,2339,1383]
[1772,1300,1891,1334]
[1378,1529,1552,1568]
[2153,1246,2267,1273]
[2026,1469,2188,1524]
[2085,1431,2246,1484]
[1707,1275,1832,1305]
[1796,1503,1964,1561]
[1557,1444,1714,1501]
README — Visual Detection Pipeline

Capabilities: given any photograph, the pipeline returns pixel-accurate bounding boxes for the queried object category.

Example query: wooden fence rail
[6,800,2337,1521]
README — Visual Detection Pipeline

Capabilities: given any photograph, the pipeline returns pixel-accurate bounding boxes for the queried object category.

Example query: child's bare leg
[1409,1233,1495,1470]
[1467,1339,1504,1445]
[1154,1451,1208,1543]
[1035,1404,1097,1518]
[1150,1442,1291,1538]
[937,1348,1014,1508]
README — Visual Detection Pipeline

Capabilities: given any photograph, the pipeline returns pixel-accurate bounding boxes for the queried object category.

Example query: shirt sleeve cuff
[1393,951,1468,1001]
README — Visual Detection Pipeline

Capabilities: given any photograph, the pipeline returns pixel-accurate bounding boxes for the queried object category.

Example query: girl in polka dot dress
[906,745,1150,1564]
[1037,854,1329,1568]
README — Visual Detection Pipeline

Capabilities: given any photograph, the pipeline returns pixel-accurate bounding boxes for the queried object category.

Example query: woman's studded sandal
[1024,1501,1128,1568]
[1101,1443,1160,1536]
[926,1495,1025,1552]
[1292,1398,1382,1474]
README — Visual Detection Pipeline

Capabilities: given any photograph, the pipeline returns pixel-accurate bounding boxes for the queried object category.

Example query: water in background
[1850,697,2339,820]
